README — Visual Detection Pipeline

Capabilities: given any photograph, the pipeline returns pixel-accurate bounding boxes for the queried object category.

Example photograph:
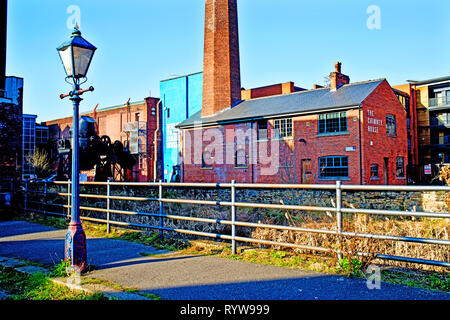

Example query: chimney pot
[330,62,349,91]
[335,62,342,73]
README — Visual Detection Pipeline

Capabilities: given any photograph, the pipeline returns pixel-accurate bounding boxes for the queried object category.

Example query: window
[370,164,379,179]
[35,127,48,144]
[257,120,268,140]
[273,118,293,139]
[319,156,349,178]
[396,95,409,110]
[318,112,347,134]
[235,148,247,168]
[396,157,405,178]
[431,113,450,127]
[22,117,36,176]
[386,115,396,136]
[202,149,212,169]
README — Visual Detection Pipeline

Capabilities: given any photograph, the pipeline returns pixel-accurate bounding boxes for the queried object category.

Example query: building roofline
[96,99,146,113]
[407,76,450,86]
[160,71,203,83]
[238,78,385,103]
[43,99,148,123]
[5,75,24,80]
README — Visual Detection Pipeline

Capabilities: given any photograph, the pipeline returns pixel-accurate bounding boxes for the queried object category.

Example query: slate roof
[176,79,386,128]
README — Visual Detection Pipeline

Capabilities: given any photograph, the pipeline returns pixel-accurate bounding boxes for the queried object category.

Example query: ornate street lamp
[57,26,96,273]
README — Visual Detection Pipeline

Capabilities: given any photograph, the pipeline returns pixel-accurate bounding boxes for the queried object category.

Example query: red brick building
[45,97,163,182]
[177,65,408,185]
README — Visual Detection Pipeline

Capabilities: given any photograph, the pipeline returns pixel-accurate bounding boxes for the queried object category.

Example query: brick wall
[145,97,162,181]
[241,82,296,100]
[45,98,162,182]
[180,111,363,184]
[0,101,22,179]
[361,80,408,185]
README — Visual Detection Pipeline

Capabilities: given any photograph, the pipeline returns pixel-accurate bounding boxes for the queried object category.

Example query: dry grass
[251,208,449,272]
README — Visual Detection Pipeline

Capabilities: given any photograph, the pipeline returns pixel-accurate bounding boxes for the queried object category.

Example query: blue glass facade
[160,72,203,182]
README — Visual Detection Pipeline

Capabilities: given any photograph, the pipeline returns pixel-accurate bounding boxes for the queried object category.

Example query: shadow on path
[140,275,450,301]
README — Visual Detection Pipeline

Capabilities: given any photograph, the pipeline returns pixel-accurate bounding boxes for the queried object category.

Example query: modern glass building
[22,114,49,180]
[159,72,203,182]
[22,114,37,179]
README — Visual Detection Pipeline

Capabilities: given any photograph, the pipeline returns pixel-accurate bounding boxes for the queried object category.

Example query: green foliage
[0,266,29,296]
[0,265,107,300]
[339,257,364,277]
[271,251,287,259]
[381,270,450,293]
[266,209,286,224]
[116,231,188,251]
[428,275,450,292]
[50,259,72,278]
[139,292,162,300]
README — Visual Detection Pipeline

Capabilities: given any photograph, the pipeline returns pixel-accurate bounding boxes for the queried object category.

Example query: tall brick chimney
[202,0,241,117]
[329,61,350,91]
[0,0,7,90]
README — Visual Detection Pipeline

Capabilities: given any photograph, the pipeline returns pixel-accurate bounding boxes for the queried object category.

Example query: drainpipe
[359,104,363,185]
[251,121,255,183]
[126,98,131,122]
[93,104,99,134]
[154,100,161,182]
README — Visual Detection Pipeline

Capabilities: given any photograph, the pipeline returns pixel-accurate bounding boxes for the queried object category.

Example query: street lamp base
[64,222,88,273]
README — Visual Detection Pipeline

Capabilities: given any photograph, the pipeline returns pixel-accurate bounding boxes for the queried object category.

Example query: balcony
[430,135,450,149]
[430,117,450,129]
[429,96,450,110]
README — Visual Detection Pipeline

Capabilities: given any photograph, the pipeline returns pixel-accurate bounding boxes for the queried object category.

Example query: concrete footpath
[0,220,449,301]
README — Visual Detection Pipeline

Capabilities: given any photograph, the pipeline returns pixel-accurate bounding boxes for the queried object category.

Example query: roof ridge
[343,78,385,87]
[241,78,385,102]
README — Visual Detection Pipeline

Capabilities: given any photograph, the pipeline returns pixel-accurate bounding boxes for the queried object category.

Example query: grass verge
[16,213,450,294]
[0,264,107,300]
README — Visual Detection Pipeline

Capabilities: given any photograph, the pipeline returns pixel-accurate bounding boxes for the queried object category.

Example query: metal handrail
[429,96,450,108]
[21,180,450,268]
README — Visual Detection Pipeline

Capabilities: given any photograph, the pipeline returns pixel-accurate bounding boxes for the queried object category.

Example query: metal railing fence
[21,180,450,268]
[430,96,450,108]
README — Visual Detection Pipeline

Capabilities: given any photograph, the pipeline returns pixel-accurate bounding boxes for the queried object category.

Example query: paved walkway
[0,220,449,300]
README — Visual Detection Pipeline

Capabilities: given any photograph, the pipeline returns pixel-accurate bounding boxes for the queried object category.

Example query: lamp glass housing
[57,28,97,79]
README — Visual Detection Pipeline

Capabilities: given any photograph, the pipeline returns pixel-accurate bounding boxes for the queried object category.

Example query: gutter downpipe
[154,100,162,182]
[359,103,363,185]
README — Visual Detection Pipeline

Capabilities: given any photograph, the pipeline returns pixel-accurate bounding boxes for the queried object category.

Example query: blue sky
[6,0,450,122]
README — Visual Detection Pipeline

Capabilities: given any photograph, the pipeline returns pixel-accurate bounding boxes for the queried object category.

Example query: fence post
[67,180,71,219]
[231,180,236,255]
[106,179,111,234]
[159,180,164,241]
[10,179,14,202]
[44,181,48,218]
[336,180,343,262]
[24,180,28,212]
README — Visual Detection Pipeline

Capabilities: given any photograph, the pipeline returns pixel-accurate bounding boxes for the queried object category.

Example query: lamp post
[57,26,96,273]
